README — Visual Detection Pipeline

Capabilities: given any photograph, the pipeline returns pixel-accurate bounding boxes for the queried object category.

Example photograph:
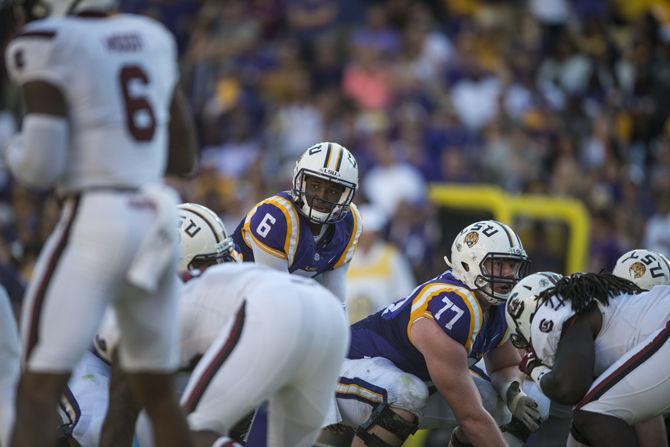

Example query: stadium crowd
[2,0,670,305]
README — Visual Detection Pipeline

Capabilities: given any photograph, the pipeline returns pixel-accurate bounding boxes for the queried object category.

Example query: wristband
[530,365,551,386]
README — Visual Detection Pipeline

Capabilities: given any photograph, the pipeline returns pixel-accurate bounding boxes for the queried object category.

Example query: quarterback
[232,141,361,302]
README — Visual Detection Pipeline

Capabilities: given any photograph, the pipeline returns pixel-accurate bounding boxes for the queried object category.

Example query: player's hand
[505,381,542,432]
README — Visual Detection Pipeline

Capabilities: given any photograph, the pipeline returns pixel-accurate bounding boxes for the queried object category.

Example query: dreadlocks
[537,272,643,314]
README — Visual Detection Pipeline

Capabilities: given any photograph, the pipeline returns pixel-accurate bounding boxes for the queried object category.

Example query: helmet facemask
[187,237,238,271]
[474,253,530,305]
[292,170,356,224]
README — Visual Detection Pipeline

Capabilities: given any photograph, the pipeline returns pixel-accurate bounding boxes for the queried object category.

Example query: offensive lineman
[506,271,670,447]
[96,203,350,447]
[3,0,197,445]
[231,141,361,302]
[331,221,540,446]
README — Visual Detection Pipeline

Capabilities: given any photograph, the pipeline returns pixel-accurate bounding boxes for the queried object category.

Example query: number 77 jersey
[349,271,509,381]
[5,13,178,194]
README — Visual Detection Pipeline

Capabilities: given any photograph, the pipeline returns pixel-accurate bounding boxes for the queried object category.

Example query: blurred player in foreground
[95,203,349,447]
[4,0,198,445]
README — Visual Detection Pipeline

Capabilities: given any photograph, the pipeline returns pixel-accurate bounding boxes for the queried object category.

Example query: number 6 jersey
[349,271,509,381]
[232,191,362,278]
[4,13,178,194]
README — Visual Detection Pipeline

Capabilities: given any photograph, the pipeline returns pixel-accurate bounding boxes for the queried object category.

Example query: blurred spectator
[346,205,415,323]
[589,210,625,272]
[361,132,426,218]
[644,192,670,257]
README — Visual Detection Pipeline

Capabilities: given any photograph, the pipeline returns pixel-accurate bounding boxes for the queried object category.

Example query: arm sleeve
[249,241,290,272]
[6,114,68,189]
[318,263,349,304]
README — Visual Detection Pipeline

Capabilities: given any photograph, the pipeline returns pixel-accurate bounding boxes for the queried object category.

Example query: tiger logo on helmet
[464,231,479,248]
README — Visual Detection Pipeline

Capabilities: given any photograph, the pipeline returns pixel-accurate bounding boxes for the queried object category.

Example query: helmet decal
[629,262,646,279]
[464,231,479,248]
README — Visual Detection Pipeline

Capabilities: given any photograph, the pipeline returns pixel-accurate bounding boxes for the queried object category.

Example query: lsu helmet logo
[464,231,479,248]
[629,262,646,279]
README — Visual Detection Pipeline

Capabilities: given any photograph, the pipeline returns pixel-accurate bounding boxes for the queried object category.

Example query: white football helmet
[612,249,670,290]
[445,220,530,305]
[292,142,358,224]
[505,272,563,349]
[38,0,118,17]
[177,203,238,272]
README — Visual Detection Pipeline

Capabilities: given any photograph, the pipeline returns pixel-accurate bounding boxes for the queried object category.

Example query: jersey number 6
[119,64,156,142]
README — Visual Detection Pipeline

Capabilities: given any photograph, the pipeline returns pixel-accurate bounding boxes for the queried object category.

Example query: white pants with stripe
[577,321,670,424]
[179,282,349,447]
[332,357,511,430]
[21,188,181,373]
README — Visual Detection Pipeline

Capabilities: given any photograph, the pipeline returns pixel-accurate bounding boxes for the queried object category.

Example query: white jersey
[5,14,178,194]
[97,263,329,368]
[531,286,670,375]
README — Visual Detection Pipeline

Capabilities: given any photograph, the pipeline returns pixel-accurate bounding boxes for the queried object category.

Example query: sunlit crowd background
[2,0,670,324]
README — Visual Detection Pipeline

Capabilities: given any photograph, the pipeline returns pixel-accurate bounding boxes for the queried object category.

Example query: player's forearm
[489,366,525,399]
[433,376,506,447]
[538,369,584,405]
[458,410,507,447]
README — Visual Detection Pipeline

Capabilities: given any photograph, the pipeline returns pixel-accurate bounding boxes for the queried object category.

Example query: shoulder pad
[242,195,300,264]
[5,20,68,86]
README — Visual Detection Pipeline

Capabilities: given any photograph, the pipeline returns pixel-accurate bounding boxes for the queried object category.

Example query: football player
[611,248,670,447]
[506,271,670,447]
[231,141,361,302]
[4,0,197,445]
[330,221,539,447]
[97,203,350,447]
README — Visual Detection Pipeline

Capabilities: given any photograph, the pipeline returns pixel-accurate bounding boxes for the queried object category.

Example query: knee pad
[355,404,419,446]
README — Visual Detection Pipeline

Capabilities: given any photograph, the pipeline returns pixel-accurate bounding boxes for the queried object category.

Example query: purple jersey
[349,271,509,381]
[232,191,362,276]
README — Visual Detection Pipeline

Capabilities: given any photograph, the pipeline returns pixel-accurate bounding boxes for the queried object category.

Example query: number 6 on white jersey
[256,213,277,238]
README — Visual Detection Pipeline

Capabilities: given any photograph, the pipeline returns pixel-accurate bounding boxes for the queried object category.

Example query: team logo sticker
[629,262,646,279]
[539,319,554,333]
[464,231,479,248]
[507,293,524,319]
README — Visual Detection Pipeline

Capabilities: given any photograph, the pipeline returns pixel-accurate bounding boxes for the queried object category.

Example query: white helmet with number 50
[177,203,238,273]
[292,142,358,224]
[445,220,530,305]
[38,0,118,17]
[613,249,670,290]
[505,272,563,349]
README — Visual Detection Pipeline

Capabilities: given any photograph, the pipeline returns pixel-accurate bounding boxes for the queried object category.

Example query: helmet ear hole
[461,262,470,272]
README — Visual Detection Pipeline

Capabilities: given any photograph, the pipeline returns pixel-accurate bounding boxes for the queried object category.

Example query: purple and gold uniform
[231,191,362,277]
[349,271,509,381]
